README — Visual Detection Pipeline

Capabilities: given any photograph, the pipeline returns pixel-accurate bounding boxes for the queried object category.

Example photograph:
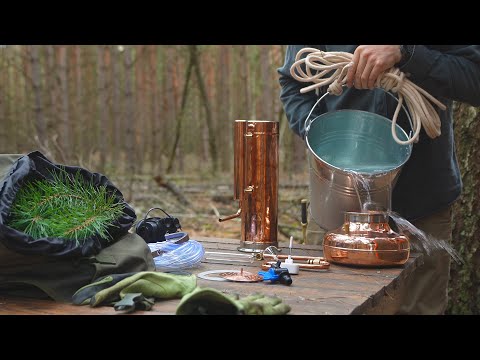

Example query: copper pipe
[218,208,241,222]
[261,262,330,271]
[262,253,326,262]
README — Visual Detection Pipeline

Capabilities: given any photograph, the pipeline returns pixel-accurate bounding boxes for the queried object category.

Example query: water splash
[347,170,462,264]
[323,169,336,205]
[347,170,372,210]
[389,211,463,264]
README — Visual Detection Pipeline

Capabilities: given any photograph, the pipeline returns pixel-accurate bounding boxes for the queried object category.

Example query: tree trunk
[111,45,122,170]
[21,46,33,152]
[448,103,480,314]
[124,46,136,201]
[72,45,84,162]
[259,45,273,121]
[10,50,19,151]
[149,45,162,174]
[30,45,47,149]
[164,46,176,157]
[239,45,251,119]
[217,45,232,172]
[96,45,108,172]
[134,45,145,173]
[191,45,218,173]
[0,52,6,152]
[57,46,70,163]
[166,48,194,173]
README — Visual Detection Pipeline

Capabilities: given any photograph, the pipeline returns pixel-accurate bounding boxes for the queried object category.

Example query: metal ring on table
[197,269,243,282]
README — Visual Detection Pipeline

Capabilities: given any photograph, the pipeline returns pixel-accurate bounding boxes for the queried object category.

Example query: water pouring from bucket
[304,94,462,265]
[290,48,462,265]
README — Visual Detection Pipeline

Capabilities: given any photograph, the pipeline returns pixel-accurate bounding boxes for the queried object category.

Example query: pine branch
[6,169,125,243]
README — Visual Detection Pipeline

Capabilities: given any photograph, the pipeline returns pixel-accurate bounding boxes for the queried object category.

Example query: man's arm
[278,45,321,139]
[400,45,480,106]
[347,45,480,106]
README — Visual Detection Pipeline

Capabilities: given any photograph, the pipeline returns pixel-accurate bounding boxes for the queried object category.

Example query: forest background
[0,45,478,314]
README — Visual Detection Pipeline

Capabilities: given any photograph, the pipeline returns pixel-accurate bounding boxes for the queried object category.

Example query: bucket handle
[303,87,414,142]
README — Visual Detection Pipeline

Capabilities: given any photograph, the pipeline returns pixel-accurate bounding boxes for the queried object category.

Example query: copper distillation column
[219,120,279,253]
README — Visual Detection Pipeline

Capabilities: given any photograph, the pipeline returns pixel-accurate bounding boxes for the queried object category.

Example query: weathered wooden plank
[0,237,423,315]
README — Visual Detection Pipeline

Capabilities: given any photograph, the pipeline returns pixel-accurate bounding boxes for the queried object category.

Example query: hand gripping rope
[290,47,447,145]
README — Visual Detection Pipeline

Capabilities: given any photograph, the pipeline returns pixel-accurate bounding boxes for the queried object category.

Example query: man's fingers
[368,65,383,89]
[361,61,375,89]
[346,50,360,88]
[354,53,368,90]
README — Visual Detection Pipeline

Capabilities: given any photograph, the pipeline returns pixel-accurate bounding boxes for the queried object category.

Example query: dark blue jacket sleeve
[401,45,480,106]
[278,45,322,139]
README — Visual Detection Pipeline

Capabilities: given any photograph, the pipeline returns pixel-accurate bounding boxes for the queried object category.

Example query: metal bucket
[305,92,413,231]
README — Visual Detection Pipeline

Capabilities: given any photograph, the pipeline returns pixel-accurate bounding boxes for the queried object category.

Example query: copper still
[323,211,410,266]
[219,120,279,253]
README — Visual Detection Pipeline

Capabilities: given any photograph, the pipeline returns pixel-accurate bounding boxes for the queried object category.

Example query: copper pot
[323,211,410,266]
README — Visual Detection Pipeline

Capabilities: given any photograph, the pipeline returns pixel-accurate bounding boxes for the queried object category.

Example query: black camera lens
[173,218,181,229]
[163,218,174,229]
[137,221,159,243]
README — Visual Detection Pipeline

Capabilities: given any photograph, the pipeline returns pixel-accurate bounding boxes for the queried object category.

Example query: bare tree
[259,45,273,121]
[134,45,145,173]
[96,45,108,172]
[163,46,176,164]
[57,46,70,162]
[239,45,251,118]
[216,45,232,172]
[149,45,162,174]
[30,45,47,149]
[191,45,218,173]
[167,46,194,173]
[124,46,136,200]
[111,45,123,170]
[0,52,6,152]
[73,46,85,161]
[450,103,480,314]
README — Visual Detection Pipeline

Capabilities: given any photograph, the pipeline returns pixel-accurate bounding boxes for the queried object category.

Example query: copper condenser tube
[219,120,279,253]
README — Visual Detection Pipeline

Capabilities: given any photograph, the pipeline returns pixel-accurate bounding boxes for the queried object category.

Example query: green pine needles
[6,170,124,243]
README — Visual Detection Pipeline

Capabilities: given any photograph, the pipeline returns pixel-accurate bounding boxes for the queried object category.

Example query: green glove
[72,273,136,305]
[113,293,155,313]
[73,271,197,309]
[236,293,291,315]
[176,287,291,315]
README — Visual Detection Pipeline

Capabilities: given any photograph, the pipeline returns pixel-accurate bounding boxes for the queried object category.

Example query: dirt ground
[117,171,310,244]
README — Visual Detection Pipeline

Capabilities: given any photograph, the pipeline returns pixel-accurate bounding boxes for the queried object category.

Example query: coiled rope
[290,47,447,145]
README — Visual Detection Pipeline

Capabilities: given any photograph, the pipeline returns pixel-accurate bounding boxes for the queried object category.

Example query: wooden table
[0,236,423,315]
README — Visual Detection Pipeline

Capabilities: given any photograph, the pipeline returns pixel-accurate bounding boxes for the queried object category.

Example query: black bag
[0,151,136,258]
[0,152,155,302]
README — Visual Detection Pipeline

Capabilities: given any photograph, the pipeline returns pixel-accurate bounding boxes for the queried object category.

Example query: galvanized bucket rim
[305,109,412,176]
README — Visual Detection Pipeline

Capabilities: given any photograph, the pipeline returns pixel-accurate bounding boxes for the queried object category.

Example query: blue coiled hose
[147,235,205,271]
